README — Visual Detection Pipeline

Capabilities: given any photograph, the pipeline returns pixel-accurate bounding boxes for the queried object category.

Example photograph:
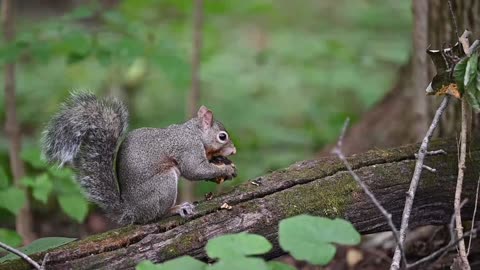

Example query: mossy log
[1,139,480,270]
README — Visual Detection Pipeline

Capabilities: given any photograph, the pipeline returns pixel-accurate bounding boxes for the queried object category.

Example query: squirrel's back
[42,92,128,216]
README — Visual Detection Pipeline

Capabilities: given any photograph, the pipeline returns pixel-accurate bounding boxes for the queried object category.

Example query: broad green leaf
[206,233,272,259]
[464,53,478,87]
[463,53,480,110]
[0,187,26,215]
[0,166,9,189]
[207,257,268,270]
[0,237,76,263]
[0,229,22,247]
[268,261,296,270]
[22,174,53,203]
[21,147,47,169]
[454,57,468,93]
[279,215,361,265]
[48,167,75,180]
[136,256,206,270]
[58,195,89,223]
[136,261,160,270]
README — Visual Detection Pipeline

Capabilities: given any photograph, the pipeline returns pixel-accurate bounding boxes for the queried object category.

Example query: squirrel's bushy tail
[42,92,128,214]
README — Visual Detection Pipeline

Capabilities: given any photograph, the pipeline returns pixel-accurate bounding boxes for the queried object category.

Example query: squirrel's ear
[198,105,213,130]
[197,105,209,118]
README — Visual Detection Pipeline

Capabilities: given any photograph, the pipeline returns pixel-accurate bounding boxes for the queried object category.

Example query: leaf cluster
[136,215,360,270]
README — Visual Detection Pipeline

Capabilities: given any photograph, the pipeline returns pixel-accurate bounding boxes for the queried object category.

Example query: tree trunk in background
[323,0,480,156]
[1,0,36,244]
[182,0,204,202]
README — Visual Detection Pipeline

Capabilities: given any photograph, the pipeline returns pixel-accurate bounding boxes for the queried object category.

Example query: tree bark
[1,0,36,245]
[321,0,480,156]
[1,138,479,270]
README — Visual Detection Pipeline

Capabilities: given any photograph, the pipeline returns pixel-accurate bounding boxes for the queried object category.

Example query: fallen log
[1,139,479,270]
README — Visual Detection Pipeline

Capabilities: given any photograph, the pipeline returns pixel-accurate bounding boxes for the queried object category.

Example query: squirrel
[42,92,237,225]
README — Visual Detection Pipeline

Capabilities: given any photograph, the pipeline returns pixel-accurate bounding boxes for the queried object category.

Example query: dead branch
[332,119,406,266]
[1,138,479,270]
[390,96,450,270]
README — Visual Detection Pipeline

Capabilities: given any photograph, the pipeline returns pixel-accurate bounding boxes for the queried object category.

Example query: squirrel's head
[196,105,237,159]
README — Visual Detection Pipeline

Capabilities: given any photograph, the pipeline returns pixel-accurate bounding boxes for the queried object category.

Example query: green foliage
[22,174,53,203]
[0,229,22,248]
[206,233,272,259]
[137,215,359,269]
[207,257,269,270]
[0,187,26,215]
[0,0,411,239]
[267,261,296,270]
[58,195,89,223]
[0,166,9,189]
[0,237,76,263]
[136,256,206,270]
[278,215,361,265]
[454,53,480,111]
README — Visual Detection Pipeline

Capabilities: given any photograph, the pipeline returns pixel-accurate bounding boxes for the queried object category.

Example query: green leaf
[207,257,268,270]
[22,174,53,203]
[454,57,469,92]
[0,237,76,263]
[463,53,480,110]
[0,166,9,189]
[67,6,95,20]
[21,147,47,169]
[0,187,26,215]
[279,215,361,265]
[136,261,160,270]
[464,53,478,86]
[58,195,89,223]
[136,256,206,270]
[0,229,22,247]
[206,233,272,259]
[268,261,296,270]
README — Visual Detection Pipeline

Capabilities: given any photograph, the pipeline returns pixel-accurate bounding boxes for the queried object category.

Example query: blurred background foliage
[0,0,411,242]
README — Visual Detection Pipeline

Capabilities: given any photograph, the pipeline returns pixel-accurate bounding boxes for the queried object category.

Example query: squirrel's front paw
[222,164,237,180]
[169,202,196,218]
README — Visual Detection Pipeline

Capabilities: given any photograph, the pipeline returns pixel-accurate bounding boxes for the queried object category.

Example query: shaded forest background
[0,0,413,243]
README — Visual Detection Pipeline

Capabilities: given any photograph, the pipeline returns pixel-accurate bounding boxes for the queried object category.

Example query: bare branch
[332,119,407,268]
[447,0,459,39]
[459,30,472,56]
[422,165,436,173]
[407,200,469,269]
[390,96,450,270]
[467,176,480,254]
[0,241,41,270]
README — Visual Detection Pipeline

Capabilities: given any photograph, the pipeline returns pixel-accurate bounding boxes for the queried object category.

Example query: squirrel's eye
[217,131,228,143]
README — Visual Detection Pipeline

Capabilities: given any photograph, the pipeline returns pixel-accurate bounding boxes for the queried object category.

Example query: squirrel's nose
[231,147,237,155]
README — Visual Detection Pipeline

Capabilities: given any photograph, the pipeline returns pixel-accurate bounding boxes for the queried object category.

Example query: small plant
[0,147,88,246]
[135,215,360,270]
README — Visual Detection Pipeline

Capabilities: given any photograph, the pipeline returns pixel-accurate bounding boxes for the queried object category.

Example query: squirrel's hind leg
[169,202,196,217]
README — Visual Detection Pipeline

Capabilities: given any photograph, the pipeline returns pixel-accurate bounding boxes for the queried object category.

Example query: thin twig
[407,200,469,269]
[414,149,447,158]
[467,176,480,254]
[332,119,407,268]
[422,165,436,173]
[447,0,459,39]
[0,241,41,270]
[408,227,477,269]
[390,96,450,270]
[453,27,473,270]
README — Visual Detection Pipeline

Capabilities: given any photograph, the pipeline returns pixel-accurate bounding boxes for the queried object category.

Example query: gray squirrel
[42,92,237,225]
